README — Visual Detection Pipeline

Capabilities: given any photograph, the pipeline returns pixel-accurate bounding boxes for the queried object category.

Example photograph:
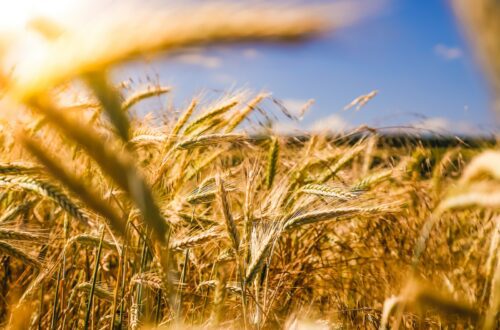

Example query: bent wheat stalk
[122,85,171,112]
[0,240,42,269]
[171,229,221,252]
[0,175,91,227]
[284,205,393,230]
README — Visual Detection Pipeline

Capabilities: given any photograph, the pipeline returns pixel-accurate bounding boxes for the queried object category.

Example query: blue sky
[115,0,497,135]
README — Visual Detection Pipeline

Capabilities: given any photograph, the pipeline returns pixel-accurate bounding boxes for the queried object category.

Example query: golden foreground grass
[0,1,498,329]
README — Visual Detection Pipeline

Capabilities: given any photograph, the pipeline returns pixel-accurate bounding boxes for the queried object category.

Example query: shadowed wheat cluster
[0,1,498,329]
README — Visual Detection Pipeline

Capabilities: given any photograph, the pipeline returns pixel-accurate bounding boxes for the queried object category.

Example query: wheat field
[0,1,498,329]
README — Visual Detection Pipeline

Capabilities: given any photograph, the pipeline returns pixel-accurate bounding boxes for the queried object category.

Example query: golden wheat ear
[0,240,43,270]
[0,175,91,227]
[122,85,171,112]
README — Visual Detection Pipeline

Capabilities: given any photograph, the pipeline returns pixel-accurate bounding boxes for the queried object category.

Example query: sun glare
[0,0,78,31]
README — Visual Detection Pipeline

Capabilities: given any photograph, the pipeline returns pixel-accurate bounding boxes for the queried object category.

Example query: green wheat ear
[265,136,279,189]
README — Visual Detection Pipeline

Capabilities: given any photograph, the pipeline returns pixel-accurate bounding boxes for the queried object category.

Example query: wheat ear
[216,175,240,251]
[301,183,360,200]
[176,133,248,149]
[285,206,394,230]
[75,282,114,302]
[164,98,198,149]
[122,85,171,111]
[265,137,279,189]
[0,228,45,242]
[351,168,393,191]
[171,229,221,251]
[0,175,91,227]
[184,99,239,134]
[0,201,34,223]
[225,93,269,132]
[318,143,365,183]
[245,225,281,284]
[0,163,41,175]
[0,240,42,269]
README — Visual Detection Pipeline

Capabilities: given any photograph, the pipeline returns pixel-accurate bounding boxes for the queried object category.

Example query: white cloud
[273,121,303,135]
[434,44,462,60]
[309,114,350,133]
[412,117,450,132]
[211,73,235,84]
[328,0,390,30]
[242,48,260,59]
[174,53,221,68]
[273,115,485,136]
[273,112,349,135]
[411,117,480,135]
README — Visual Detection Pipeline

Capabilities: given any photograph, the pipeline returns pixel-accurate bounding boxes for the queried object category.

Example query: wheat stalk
[453,0,500,112]
[379,280,479,329]
[438,188,500,211]
[175,212,218,227]
[460,150,500,183]
[85,71,131,141]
